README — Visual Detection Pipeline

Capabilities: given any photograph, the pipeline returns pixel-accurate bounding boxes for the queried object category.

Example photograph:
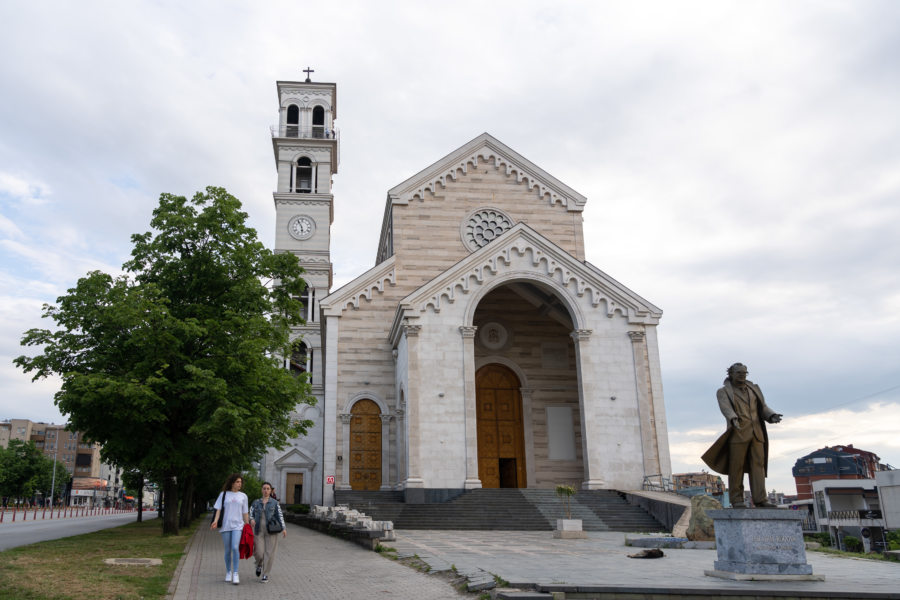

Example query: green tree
[30,454,70,506]
[16,187,314,534]
[239,470,264,505]
[0,440,61,504]
[122,469,146,521]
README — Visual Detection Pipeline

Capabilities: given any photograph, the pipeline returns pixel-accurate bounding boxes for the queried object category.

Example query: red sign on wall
[326,475,335,485]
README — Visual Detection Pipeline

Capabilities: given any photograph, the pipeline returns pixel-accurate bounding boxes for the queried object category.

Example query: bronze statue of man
[701,363,782,508]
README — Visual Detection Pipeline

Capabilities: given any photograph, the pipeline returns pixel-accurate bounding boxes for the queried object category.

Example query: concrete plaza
[169,523,900,599]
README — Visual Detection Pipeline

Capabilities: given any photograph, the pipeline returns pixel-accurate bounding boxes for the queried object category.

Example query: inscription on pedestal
[751,534,800,552]
[705,508,823,581]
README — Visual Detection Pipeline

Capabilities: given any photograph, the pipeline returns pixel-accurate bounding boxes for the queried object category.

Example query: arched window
[290,341,309,380]
[312,105,325,138]
[294,157,313,193]
[286,105,299,137]
[299,285,315,322]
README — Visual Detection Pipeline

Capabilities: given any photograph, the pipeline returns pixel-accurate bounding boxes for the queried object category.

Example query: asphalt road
[0,511,158,551]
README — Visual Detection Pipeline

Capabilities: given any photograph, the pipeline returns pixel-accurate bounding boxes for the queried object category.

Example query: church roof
[386,132,587,211]
[319,255,396,316]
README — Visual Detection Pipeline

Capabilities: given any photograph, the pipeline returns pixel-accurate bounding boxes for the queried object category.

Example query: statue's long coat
[701,379,777,476]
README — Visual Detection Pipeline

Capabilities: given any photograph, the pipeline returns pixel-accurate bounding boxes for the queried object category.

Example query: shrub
[555,484,576,519]
[842,535,862,552]
[886,529,900,551]
[283,503,310,514]
[805,532,832,547]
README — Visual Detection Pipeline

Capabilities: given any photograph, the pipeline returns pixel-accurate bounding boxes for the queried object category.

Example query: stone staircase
[333,488,665,532]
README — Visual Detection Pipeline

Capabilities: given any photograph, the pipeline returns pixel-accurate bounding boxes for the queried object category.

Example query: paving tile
[169,524,465,599]
[390,529,900,597]
[170,525,900,599]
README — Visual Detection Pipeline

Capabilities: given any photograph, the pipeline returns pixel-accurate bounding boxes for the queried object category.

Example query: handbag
[265,502,283,534]
[211,491,226,527]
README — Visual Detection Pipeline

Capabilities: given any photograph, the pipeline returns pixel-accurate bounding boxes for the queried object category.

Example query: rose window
[462,208,514,251]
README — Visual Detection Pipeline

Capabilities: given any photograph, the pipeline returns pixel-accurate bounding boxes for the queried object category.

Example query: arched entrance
[476,364,526,488]
[349,399,381,490]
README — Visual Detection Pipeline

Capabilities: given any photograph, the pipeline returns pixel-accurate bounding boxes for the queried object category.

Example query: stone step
[496,592,554,600]
[331,488,666,532]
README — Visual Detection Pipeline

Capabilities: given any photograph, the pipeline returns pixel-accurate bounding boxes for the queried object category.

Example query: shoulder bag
[266,501,283,534]
[211,491,227,527]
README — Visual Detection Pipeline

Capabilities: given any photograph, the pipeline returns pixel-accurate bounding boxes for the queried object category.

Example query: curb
[166,522,202,599]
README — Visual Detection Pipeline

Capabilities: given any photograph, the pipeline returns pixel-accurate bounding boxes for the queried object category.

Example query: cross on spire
[303,66,314,83]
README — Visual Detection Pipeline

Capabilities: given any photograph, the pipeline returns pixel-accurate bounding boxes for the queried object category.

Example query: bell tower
[272,68,338,394]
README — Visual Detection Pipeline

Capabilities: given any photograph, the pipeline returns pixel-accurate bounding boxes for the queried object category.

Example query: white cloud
[0,172,50,206]
[0,213,24,239]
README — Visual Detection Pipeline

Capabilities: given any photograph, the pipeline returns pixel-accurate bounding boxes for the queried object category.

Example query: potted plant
[554,484,586,539]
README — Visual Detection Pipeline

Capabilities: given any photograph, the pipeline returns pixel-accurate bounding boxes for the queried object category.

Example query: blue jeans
[221,529,241,573]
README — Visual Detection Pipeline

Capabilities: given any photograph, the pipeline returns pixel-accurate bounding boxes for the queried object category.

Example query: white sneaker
[225,572,232,583]
[233,572,240,585]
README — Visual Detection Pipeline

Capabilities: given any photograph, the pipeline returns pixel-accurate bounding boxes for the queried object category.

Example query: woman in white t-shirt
[210,473,249,585]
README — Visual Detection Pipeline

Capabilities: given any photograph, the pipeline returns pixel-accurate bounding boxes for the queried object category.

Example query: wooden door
[476,365,526,488]
[349,399,382,490]
[285,473,303,504]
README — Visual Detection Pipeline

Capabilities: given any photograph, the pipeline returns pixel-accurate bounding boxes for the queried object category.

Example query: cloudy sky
[2,1,898,494]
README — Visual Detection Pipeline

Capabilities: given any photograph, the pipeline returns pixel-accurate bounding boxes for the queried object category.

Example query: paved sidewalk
[171,525,900,599]
[392,530,900,597]
[168,523,465,599]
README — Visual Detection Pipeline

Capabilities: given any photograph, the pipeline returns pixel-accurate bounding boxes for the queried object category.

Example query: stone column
[337,413,352,491]
[520,388,536,488]
[571,329,605,490]
[322,315,340,506]
[628,330,661,478]
[394,407,406,488]
[380,414,393,490]
[403,324,425,491]
[459,326,482,489]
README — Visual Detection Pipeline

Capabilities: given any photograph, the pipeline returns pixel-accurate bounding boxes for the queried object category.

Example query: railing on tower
[270,126,340,167]
[270,125,340,141]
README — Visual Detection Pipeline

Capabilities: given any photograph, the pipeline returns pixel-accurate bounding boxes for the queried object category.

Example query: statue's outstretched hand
[769,414,783,424]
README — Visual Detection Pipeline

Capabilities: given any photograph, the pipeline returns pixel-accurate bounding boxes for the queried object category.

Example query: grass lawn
[0,516,199,600]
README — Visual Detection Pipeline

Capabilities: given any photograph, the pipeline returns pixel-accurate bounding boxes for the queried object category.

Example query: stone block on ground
[686,494,721,541]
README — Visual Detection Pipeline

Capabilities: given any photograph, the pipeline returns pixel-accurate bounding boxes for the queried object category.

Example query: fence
[0,505,139,523]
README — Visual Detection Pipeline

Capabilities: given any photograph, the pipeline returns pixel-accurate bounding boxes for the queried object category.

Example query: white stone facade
[266,79,671,505]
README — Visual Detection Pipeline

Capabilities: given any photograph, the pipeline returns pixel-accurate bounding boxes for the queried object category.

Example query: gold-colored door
[349,399,382,490]
[285,473,303,505]
[476,364,526,488]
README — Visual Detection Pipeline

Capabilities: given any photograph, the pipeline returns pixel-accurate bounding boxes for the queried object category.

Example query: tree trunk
[136,472,144,523]
[178,474,194,528]
[162,475,179,535]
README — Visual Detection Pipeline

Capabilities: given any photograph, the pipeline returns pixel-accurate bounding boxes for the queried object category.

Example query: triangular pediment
[387,133,587,212]
[389,224,661,341]
[273,447,317,468]
[320,255,396,316]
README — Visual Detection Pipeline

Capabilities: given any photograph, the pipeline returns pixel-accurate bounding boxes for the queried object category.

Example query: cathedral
[260,76,672,506]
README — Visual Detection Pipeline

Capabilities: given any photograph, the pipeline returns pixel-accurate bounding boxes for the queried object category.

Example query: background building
[793,444,891,500]
[1,418,120,506]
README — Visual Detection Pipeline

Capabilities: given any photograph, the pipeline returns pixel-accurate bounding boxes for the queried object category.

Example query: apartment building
[1,418,120,506]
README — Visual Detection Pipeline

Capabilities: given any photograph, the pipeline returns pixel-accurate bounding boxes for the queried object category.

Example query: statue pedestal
[704,509,824,581]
